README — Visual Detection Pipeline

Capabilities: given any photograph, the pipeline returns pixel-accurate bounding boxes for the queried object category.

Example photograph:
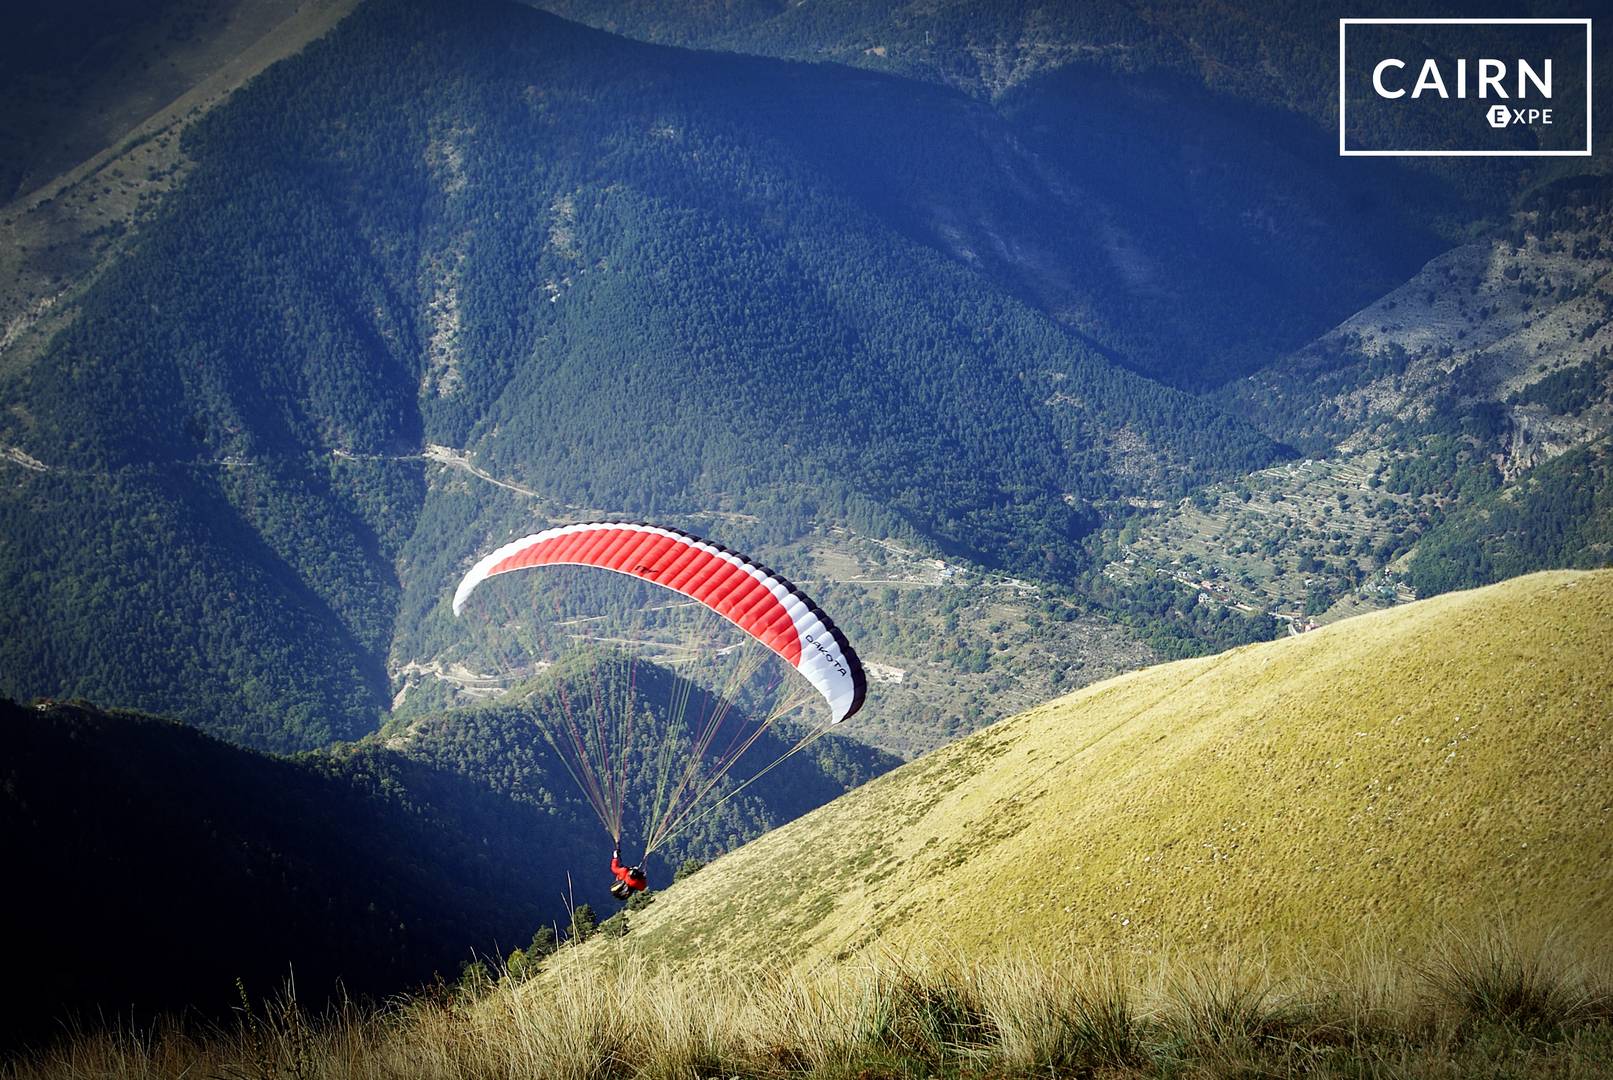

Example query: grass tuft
[1165,963,1303,1049]
[971,956,1142,1073]
[1423,929,1596,1039]
[873,971,995,1064]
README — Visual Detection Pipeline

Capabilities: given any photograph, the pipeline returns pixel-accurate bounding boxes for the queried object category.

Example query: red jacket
[611,854,647,891]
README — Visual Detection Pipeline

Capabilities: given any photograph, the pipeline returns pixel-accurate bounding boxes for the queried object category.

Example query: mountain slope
[529,0,1610,191]
[513,0,1429,116]
[0,0,362,386]
[0,0,1294,750]
[1105,183,1613,629]
[538,0,1460,390]
[1406,435,1613,596]
[0,0,357,204]
[574,570,1613,976]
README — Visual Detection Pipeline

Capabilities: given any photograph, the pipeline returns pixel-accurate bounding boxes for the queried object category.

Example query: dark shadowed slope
[0,668,895,1045]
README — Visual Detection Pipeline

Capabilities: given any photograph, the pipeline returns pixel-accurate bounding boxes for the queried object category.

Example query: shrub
[569,903,597,944]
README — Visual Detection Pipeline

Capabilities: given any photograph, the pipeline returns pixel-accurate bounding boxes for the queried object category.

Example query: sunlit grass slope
[604,570,1613,976]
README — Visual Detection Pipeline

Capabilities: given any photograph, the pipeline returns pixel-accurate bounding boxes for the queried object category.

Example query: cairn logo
[1339,18,1592,156]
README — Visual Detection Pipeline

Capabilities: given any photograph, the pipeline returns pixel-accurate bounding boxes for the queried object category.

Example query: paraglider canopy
[450,520,868,858]
[453,521,866,723]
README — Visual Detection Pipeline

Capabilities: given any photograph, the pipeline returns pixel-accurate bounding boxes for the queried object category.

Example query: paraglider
[452,521,866,891]
[609,846,648,900]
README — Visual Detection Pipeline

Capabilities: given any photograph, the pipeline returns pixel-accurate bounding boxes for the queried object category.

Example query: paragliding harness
[610,847,648,901]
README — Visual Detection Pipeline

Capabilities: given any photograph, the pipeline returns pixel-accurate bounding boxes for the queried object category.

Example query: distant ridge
[597,570,1613,975]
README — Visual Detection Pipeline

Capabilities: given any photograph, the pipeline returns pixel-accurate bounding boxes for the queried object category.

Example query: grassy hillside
[585,569,1613,977]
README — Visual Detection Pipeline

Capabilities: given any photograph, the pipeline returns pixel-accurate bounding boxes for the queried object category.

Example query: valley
[388,441,1158,757]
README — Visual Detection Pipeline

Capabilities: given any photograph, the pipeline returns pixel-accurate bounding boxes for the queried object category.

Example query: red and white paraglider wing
[452,522,866,723]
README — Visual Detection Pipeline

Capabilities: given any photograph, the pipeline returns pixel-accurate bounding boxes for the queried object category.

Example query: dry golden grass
[7,935,1611,1078]
[605,569,1613,980]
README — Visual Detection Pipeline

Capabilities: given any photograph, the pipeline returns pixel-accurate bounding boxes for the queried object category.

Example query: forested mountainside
[0,678,893,1045]
[1407,434,1613,594]
[3,0,1426,752]
[524,0,1588,122]
[527,0,1611,386]
[535,0,1473,390]
[527,2,1609,189]
[2,0,1600,757]
[3,698,545,1046]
